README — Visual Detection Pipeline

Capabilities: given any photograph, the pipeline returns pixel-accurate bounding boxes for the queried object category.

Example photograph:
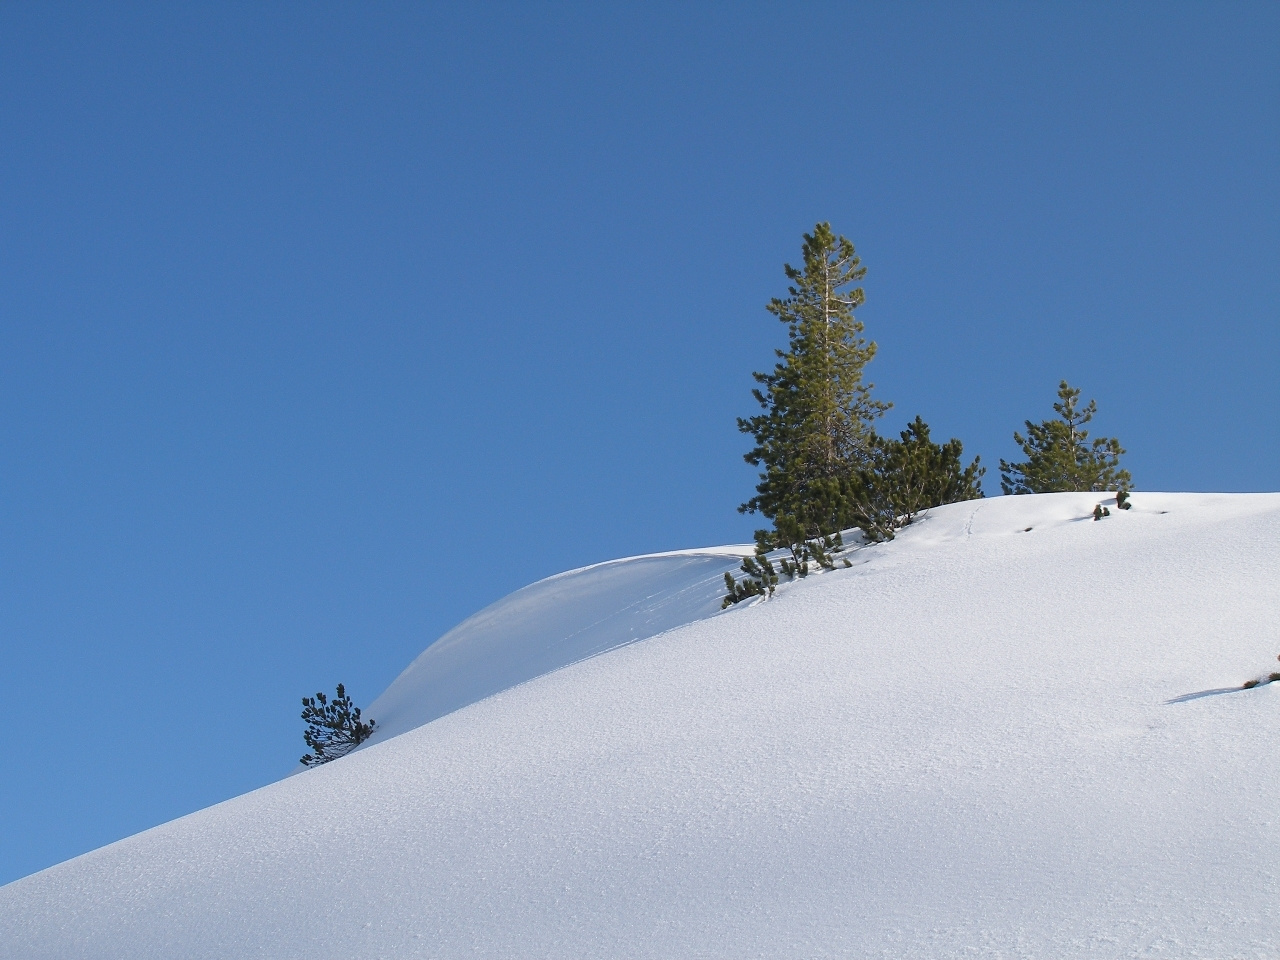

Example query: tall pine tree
[737,223,888,573]
[1000,380,1131,494]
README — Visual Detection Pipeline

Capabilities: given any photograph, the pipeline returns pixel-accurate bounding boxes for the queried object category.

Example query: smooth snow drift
[3,492,1279,959]
[365,545,751,742]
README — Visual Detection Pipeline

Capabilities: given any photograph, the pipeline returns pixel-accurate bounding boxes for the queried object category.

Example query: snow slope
[4,492,1280,959]
[364,545,751,742]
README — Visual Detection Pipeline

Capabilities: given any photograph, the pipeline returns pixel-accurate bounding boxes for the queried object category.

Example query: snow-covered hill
[4,492,1280,959]
[364,544,751,743]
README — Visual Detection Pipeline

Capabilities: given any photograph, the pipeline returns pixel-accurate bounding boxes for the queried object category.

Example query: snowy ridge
[365,545,751,742]
[3,492,1280,959]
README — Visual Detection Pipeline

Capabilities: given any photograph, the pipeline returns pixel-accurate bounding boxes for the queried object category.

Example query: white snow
[3,491,1280,959]
[364,545,751,743]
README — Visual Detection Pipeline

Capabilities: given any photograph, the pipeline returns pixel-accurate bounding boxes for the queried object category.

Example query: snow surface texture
[4,492,1280,959]
[364,545,751,742]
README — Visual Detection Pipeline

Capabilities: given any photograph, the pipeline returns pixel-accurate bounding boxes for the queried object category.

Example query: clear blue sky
[1,2,1276,886]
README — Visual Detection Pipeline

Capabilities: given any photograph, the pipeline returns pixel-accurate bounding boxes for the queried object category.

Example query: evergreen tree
[1000,381,1131,495]
[721,553,778,608]
[853,416,984,541]
[735,223,888,584]
[300,683,376,766]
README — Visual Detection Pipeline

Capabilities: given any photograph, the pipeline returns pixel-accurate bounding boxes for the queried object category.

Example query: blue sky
[1,2,1276,885]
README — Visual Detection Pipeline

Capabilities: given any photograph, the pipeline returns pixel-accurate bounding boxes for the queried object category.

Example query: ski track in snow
[3,491,1280,960]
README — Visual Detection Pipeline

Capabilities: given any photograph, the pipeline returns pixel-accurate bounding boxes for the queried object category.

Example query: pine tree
[300,683,376,766]
[1000,381,1131,495]
[853,416,984,541]
[721,553,778,608]
[734,223,888,589]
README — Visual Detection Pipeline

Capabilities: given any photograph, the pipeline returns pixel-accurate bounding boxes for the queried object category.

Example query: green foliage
[726,225,988,606]
[1000,381,1132,495]
[723,528,857,607]
[727,223,887,605]
[1116,489,1132,510]
[721,552,779,608]
[737,222,888,542]
[851,416,985,542]
[772,526,849,578]
[300,683,375,766]
[1093,503,1110,520]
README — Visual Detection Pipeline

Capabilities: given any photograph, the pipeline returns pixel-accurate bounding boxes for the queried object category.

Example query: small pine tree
[1000,381,1132,495]
[721,553,778,608]
[300,683,375,766]
[853,416,985,541]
